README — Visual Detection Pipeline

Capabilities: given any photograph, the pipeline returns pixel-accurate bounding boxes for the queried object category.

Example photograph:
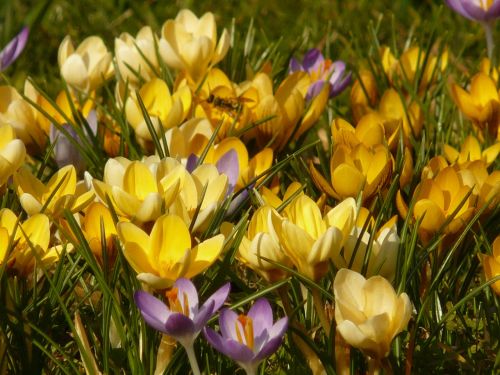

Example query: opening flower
[289,48,351,100]
[135,278,231,375]
[203,298,288,375]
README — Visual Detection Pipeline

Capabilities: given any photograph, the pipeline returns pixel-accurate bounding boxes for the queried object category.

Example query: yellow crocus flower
[482,236,500,295]
[91,157,184,223]
[443,134,500,167]
[451,72,500,140]
[0,124,26,189]
[117,214,224,289]
[272,195,356,280]
[14,165,95,218]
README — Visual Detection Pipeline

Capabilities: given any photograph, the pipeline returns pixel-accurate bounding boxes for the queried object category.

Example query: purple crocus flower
[135,278,231,375]
[49,110,98,173]
[0,27,29,71]
[203,298,288,375]
[289,48,351,100]
[445,0,500,59]
[445,0,500,21]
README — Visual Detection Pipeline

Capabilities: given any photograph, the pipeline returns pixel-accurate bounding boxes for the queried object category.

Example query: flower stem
[482,21,495,64]
[184,344,201,375]
[311,287,331,335]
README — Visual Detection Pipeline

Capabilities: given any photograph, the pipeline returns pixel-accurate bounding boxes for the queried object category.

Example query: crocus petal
[186,153,199,173]
[254,317,288,361]
[201,282,231,315]
[445,0,474,19]
[216,149,239,195]
[302,48,323,72]
[306,80,327,101]
[134,291,171,333]
[289,57,303,73]
[164,313,196,338]
[174,278,199,315]
[461,0,500,21]
[203,328,256,363]
[0,27,29,71]
[193,299,215,331]
[248,298,274,337]
[219,308,239,340]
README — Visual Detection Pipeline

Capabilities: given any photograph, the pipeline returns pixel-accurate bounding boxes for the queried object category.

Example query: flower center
[166,287,190,316]
[479,0,494,11]
[235,314,254,350]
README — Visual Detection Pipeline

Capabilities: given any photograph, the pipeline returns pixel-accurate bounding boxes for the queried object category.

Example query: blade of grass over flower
[135,90,165,159]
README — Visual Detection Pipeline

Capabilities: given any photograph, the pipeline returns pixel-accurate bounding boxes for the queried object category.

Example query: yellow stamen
[236,314,254,350]
[166,287,183,314]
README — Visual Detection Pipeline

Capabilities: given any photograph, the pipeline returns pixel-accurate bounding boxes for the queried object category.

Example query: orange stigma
[235,314,254,350]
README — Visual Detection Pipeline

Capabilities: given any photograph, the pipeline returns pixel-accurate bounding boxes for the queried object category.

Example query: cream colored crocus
[169,162,229,232]
[14,165,94,218]
[443,134,500,167]
[58,35,114,93]
[0,124,25,188]
[0,209,70,276]
[122,78,191,146]
[236,205,291,282]
[334,268,412,359]
[273,195,356,280]
[451,72,500,140]
[334,215,400,282]
[91,156,184,223]
[481,236,500,295]
[117,213,224,289]
[165,118,213,161]
[159,9,230,84]
[115,26,159,85]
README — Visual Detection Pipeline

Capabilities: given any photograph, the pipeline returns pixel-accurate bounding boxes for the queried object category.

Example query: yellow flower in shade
[397,166,476,244]
[117,213,224,289]
[479,57,498,84]
[0,84,47,152]
[0,124,26,188]
[272,195,356,280]
[91,157,184,223]
[115,26,159,85]
[334,268,412,359]
[378,88,423,145]
[235,205,292,282]
[397,46,447,92]
[81,202,121,265]
[58,35,114,93]
[350,69,378,123]
[0,209,70,275]
[443,135,500,167]
[310,142,392,204]
[159,9,230,84]
[481,236,500,295]
[334,213,400,282]
[122,78,191,145]
[14,165,95,218]
[451,72,500,140]
[458,160,500,213]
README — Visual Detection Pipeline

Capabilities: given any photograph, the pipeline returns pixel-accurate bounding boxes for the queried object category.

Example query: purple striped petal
[248,298,274,337]
[305,80,328,101]
[445,0,474,19]
[462,0,500,20]
[0,27,29,71]
[201,282,231,314]
[289,57,304,73]
[203,328,256,363]
[302,48,324,73]
[219,308,239,340]
[164,313,196,337]
[134,291,171,334]
[193,300,215,331]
